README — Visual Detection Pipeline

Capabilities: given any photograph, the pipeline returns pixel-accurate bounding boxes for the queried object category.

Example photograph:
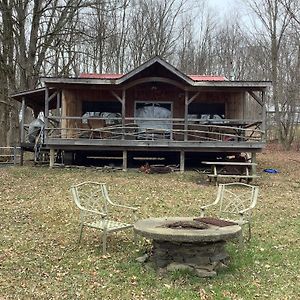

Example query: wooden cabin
[12,57,271,171]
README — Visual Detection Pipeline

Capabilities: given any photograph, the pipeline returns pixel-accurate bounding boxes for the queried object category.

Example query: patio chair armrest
[200,203,215,211]
[239,206,254,215]
[200,203,214,217]
[200,198,219,211]
[80,207,107,217]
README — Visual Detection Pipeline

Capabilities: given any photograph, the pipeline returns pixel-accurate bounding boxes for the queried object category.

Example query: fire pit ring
[134,217,241,277]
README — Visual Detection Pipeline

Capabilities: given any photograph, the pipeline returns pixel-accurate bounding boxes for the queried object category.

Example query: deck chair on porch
[199,183,259,243]
[71,182,138,253]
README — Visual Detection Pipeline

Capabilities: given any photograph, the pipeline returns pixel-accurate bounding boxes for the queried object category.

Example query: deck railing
[23,116,264,144]
[0,146,21,165]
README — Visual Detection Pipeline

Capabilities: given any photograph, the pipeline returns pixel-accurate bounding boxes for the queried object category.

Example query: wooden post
[20,148,24,166]
[261,90,266,141]
[122,150,127,171]
[251,152,257,175]
[122,89,126,140]
[20,97,25,166]
[184,91,188,141]
[13,146,17,165]
[184,91,199,141]
[180,151,185,173]
[56,91,61,117]
[49,148,55,168]
[20,97,25,143]
[45,86,49,142]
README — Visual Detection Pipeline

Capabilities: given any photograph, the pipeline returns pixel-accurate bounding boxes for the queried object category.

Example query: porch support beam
[122,89,126,140]
[20,97,26,144]
[184,91,188,141]
[187,91,200,105]
[111,90,123,103]
[56,91,61,114]
[44,86,49,141]
[47,90,59,102]
[261,91,266,141]
[20,97,26,166]
[248,91,263,106]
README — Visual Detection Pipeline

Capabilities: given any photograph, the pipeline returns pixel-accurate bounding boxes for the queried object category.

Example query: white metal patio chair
[200,183,259,243]
[71,181,138,253]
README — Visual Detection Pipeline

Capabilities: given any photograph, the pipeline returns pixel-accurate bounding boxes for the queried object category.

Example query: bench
[202,161,259,183]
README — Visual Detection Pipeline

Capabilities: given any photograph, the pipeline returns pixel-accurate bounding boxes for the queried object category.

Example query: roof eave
[41,77,116,85]
[193,81,272,89]
[116,56,195,85]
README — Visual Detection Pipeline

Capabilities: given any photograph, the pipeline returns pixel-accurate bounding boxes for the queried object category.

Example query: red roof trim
[188,75,227,81]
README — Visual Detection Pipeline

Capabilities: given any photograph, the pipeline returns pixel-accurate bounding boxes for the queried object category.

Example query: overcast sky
[204,0,253,28]
[206,0,237,11]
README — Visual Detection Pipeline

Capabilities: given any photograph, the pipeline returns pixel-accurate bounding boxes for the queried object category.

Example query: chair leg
[78,224,84,244]
[133,229,138,244]
[247,223,252,242]
[102,230,107,254]
[238,230,244,249]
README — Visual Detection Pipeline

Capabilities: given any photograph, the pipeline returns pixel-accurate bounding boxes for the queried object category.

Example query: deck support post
[180,151,185,173]
[13,146,17,165]
[20,148,24,166]
[49,148,55,168]
[251,152,257,175]
[122,150,127,171]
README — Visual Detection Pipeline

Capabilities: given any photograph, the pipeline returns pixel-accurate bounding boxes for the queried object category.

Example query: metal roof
[41,56,270,89]
[11,56,272,111]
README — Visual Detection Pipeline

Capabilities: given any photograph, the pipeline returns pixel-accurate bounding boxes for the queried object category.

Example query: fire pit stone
[134,217,241,277]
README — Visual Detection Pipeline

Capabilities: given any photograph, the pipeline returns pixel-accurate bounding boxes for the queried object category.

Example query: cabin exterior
[12,57,271,171]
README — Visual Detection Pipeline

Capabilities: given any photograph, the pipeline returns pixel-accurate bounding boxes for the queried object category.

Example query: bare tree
[246,0,298,149]
[128,0,186,67]
[0,0,84,146]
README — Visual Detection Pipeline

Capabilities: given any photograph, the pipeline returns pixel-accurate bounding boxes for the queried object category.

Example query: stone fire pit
[134,217,241,277]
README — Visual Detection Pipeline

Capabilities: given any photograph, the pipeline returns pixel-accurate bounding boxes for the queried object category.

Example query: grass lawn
[0,149,299,300]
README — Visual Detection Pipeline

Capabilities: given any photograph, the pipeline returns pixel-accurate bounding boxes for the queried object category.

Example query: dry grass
[0,149,299,299]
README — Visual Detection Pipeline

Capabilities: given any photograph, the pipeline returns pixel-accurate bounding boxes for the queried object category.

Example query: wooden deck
[20,116,265,170]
